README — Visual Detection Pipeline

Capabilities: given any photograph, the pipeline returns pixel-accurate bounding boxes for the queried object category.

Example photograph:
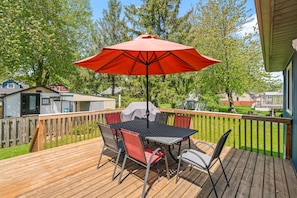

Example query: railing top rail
[38,109,124,120]
[159,108,292,124]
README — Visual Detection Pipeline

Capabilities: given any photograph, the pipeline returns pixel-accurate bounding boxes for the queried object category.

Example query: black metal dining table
[110,119,198,162]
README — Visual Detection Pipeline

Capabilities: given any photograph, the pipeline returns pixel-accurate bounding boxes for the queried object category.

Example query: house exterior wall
[39,93,61,114]
[3,93,21,117]
[284,51,297,172]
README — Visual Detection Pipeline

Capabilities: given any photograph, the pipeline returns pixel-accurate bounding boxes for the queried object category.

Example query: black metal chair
[155,112,168,124]
[97,123,125,180]
[176,129,232,198]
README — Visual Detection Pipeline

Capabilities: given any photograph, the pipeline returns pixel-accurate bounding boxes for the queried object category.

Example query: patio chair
[173,115,192,155]
[97,123,125,180]
[176,129,232,198]
[118,129,167,198]
[105,112,122,138]
[155,112,168,124]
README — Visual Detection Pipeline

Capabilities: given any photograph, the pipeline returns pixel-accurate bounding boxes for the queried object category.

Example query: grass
[0,144,30,160]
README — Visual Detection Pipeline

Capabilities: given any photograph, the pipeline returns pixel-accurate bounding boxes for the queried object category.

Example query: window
[7,83,14,89]
[286,61,292,114]
[42,98,50,105]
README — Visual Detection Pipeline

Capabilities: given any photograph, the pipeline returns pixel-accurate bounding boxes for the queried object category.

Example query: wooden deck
[0,138,296,198]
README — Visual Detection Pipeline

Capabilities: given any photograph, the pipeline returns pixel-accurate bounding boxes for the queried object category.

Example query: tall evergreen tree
[124,0,194,107]
[90,0,130,97]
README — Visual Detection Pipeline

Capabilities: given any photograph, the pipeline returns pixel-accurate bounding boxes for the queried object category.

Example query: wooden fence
[0,116,38,148]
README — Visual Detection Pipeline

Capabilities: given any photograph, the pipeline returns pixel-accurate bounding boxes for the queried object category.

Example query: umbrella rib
[168,51,199,71]
[94,52,124,73]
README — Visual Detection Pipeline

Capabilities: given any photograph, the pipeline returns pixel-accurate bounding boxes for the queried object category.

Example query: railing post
[285,122,292,159]
[29,120,44,152]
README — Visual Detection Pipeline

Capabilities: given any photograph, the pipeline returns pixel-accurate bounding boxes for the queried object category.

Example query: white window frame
[286,61,292,115]
[7,83,14,89]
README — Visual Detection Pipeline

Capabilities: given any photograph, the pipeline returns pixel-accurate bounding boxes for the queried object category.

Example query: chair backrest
[120,129,147,164]
[173,115,191,128]
[155,113,168,124]
[105,113,121,124]
[97,123,119,151]
[210,129,232,163]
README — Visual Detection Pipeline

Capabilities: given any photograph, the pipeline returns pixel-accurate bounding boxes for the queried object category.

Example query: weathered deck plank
[0,137,296,198]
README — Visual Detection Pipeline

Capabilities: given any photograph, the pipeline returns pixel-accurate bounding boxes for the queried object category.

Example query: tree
[0,0,94,87]
[89,0,131,98]
[123,0,194,107]
[190,0,275,112]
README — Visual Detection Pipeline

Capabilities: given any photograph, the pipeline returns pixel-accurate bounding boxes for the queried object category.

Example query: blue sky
[90,0,256,20]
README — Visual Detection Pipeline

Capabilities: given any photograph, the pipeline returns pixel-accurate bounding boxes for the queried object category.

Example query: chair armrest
[148,147,162,164]
[179,149,209,168]
[194,141,215,150]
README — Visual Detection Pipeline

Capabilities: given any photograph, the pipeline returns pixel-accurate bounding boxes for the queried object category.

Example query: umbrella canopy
[74,34,220,127]
[74,34,220,75]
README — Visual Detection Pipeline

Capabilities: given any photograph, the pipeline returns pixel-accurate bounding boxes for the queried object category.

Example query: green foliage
[0,0,94,87]
[189,0,279,113]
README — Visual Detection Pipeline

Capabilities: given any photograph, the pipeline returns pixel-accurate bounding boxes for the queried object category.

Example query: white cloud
[239,14,258,35]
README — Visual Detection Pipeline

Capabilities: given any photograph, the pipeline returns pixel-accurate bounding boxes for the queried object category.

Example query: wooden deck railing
[29,108,292,159]
[160,108,292,159]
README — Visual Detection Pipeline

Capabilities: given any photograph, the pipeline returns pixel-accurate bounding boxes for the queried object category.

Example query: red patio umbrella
[74,34,220,127]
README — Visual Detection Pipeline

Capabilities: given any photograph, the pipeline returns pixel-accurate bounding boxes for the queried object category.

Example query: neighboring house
[58,92,116,113]
[2,86,60,118]
[50,83,69,93]
[0,80,29,118]
[254,91,283,111]
[1,86,116,118]
[100,87,122,108]
[220,92,256,106]
[255,0,297,172]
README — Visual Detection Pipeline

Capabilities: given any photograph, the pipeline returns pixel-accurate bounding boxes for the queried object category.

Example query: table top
[110,119,198,145]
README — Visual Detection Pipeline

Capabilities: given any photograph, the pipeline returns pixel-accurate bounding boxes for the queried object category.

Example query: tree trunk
[111,75,115,96]
[227,91,236,113]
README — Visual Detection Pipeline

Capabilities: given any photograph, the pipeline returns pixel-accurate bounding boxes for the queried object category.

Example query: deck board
[0,137,296,198]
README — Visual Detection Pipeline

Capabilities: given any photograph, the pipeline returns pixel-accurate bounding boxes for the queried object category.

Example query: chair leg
[176,157,182,183]
[112,149,122,181]
[97,145,105,169]
[207,169,218,198]
[219,158,229,186]
[118,154,127,185]
[142,164,151,198]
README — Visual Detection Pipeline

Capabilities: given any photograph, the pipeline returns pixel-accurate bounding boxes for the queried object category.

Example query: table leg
[168,145,178,163]
[161,146,170,180]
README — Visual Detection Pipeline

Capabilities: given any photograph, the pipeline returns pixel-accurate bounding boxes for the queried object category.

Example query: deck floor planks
[235,151,258,197]
[0,137,296,198]
[283,159,297,197]
[263,155,276,197]
[220,149,246,198]
[274,157,289,198]
[249,153,265,198]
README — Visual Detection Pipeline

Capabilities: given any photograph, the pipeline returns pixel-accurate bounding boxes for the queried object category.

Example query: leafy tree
[0,0,94,88]
[190,0,276,112]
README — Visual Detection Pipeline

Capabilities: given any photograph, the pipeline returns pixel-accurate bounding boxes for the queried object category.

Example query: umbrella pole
[146,64,149,128]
